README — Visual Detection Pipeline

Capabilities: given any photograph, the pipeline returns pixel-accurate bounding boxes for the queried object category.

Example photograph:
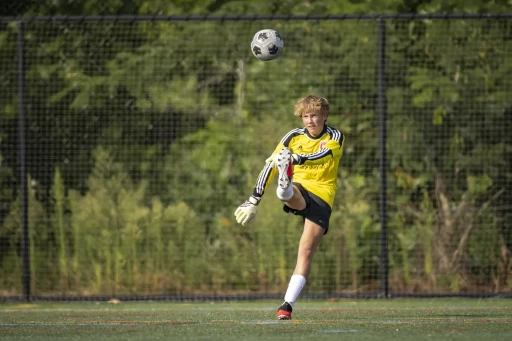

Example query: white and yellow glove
[234,195,260,226]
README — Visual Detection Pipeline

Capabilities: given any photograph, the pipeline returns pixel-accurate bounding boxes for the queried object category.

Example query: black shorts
[282,182,332,235]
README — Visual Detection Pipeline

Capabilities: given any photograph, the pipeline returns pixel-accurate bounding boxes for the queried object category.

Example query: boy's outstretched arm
[234,156,278,226]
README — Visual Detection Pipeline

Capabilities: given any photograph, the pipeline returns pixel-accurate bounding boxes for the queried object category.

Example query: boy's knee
[297,247,314,259]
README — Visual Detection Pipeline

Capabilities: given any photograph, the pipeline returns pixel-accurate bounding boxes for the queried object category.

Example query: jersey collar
[304,124,328,140]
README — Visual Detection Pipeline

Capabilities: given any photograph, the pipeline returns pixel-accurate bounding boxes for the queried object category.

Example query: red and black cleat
[276,302,293,320]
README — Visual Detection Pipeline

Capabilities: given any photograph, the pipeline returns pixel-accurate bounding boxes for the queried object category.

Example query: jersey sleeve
[251,129,299,199]
[251,142,283,199]
[294,128,345,166]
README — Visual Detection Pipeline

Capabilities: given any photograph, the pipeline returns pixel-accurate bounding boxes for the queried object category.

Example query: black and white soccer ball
[250,29,284,61]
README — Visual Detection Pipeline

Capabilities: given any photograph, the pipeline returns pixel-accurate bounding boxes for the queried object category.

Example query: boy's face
[301,111,327,137]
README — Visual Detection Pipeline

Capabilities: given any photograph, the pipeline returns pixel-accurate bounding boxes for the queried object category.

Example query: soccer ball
[250,29,284,61]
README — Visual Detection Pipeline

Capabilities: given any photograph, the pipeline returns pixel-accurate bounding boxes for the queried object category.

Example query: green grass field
[1,299,511,340]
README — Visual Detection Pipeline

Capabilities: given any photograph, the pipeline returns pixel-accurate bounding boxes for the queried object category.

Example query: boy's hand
[234,195,260,226]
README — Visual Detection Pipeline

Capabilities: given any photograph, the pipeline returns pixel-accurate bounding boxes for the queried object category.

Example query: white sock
[276,184,293,200]
[284,274,306,307]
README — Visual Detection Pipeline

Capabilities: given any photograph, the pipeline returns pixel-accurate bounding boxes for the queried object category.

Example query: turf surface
[1,299,511,340]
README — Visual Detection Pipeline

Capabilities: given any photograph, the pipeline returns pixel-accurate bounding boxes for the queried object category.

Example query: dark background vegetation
[0,0,511,296]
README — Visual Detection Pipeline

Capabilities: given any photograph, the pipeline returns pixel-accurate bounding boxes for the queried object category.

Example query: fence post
[377,18,389,298]
[17,21,30,302]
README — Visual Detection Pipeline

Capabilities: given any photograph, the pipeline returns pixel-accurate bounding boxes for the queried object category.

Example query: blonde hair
[294,94,329,117]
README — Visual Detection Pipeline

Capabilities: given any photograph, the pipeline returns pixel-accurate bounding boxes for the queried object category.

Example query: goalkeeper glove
[234,195,260,226]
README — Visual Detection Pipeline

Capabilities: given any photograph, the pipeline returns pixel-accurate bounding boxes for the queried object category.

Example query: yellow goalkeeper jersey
[252,125,345,208]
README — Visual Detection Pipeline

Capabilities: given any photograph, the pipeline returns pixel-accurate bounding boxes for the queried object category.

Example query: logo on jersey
[319,141,327,150]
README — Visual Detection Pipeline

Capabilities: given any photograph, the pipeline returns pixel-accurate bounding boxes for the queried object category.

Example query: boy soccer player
[234,94,345,320]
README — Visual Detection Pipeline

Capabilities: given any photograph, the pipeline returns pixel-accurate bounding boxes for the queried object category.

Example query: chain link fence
[0,14,511,300]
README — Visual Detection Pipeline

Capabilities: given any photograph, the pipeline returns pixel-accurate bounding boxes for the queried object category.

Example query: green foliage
[326,171,380,292]
[51,168,69,292]
[0,177,55,294]
[66,148,210,294]
[68,148,150,293]
[1,0,511,295]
